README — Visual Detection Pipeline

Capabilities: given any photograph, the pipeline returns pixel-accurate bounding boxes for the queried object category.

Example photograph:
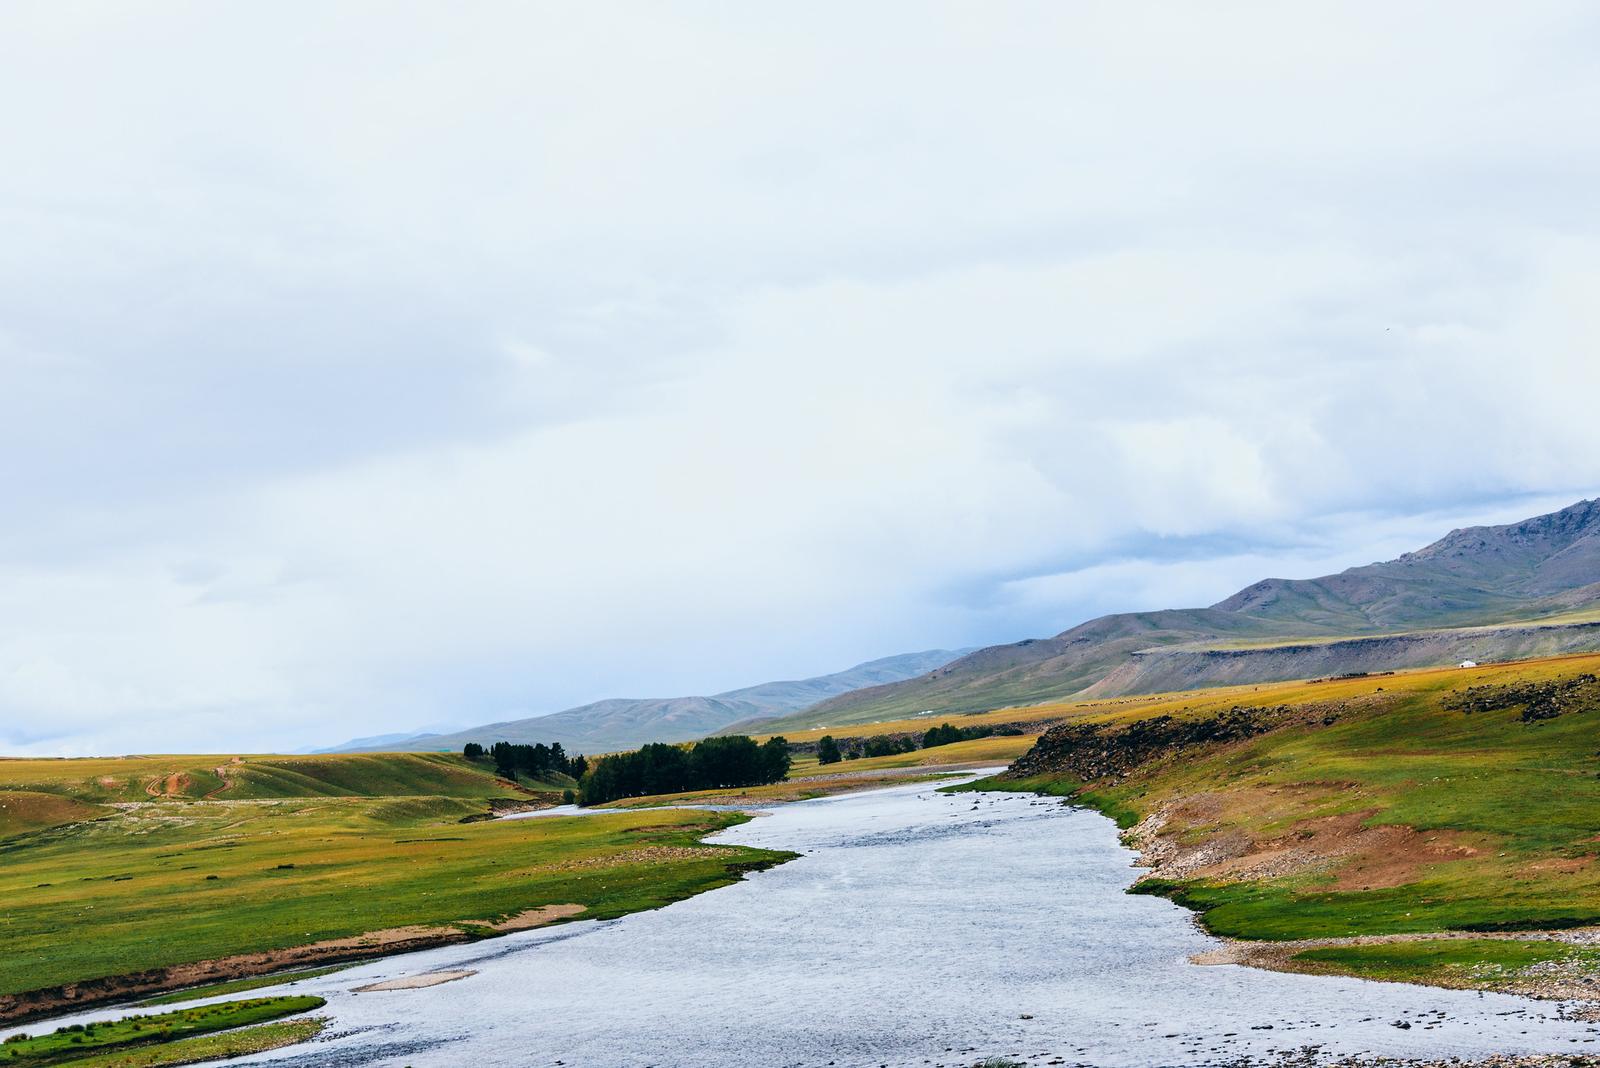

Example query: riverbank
[972,652,1600,1002]
[1191,928,1600,1006]
[0,996,326,1067]
[0,744,1010,1026]
[0,906,591,1024]
[0,753,793,1024]
[91,779,1599,1067]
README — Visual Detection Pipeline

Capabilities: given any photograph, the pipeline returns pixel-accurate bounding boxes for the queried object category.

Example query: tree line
[462,741,588,782]
[576,735,791,806]
[815,722,1022,765]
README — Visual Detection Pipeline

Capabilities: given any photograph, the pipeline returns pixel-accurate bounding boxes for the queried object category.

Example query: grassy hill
[1216,499,1600,630]
[757,610,1315,731]
[0,752,529,805]
[972,650,1600,996]
[0,792,109,839]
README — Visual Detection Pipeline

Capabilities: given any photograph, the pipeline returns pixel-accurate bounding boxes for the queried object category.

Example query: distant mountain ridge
[336,499,1600,750]
[754,498,1600,731]
[326,649,970,754]
[1214,498,1600,630]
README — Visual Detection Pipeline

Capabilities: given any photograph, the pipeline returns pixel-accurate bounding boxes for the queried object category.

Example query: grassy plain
[0,753,790,1016]
[58,1017,326,1068]
[978,652,1600,993]
[0,997,322,1065]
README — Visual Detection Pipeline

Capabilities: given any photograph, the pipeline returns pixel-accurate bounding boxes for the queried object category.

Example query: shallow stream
[105,781,1600,1064]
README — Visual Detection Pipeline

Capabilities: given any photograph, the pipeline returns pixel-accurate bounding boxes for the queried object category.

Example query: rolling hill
[1212,497,1600,630]
[755,498,1600,731]
[328,649,969,754]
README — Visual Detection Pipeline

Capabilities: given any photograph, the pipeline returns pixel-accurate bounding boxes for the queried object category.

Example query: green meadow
[0,753,791,1014]
[0,997,322,1066]
[56,1017,327,1068]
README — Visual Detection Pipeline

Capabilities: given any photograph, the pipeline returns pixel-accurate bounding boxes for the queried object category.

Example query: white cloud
[1,2,1598,753]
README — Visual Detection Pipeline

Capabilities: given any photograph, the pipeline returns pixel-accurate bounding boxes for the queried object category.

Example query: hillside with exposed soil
[981,651,1600,997]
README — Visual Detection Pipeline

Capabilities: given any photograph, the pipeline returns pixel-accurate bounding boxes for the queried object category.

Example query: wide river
[181,780,1600,1064]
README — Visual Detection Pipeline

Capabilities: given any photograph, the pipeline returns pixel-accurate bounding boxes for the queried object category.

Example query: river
[128,780,1600,1064]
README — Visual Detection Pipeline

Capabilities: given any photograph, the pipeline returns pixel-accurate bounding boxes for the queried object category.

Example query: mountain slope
[329,649,969,754]
[1082,618,1600,698]
[765,499,1600,730]
[1215,498,1600,630]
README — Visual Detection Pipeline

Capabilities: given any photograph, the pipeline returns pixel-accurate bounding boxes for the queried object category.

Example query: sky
[3,3,1599,755]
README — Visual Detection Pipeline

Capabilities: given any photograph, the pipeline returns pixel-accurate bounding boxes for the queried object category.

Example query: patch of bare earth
[354,969,477,992]
[485,904,586,931]
[1124,792,1485,889]
[146,772,194,798]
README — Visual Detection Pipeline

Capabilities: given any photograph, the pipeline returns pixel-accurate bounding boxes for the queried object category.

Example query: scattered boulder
[1444,675,1599,722]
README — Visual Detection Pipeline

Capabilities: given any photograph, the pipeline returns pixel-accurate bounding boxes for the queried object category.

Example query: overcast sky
[3,3,1598,755]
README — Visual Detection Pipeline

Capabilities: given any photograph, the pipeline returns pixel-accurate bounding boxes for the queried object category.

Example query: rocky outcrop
[1444,674,1600,722]
[1008,705,1297,782]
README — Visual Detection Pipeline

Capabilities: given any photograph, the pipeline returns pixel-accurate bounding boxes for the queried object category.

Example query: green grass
[0,997,321,1065]
[1293,939,1600,987]
[135,966,351,1007]
[1131,877,1600,941]
[998,653,1600,988]
[0,754,792,1003]
[56,1017,325,1067]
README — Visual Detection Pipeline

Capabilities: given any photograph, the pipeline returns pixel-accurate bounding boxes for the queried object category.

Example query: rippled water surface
[202,781,1599,1065]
